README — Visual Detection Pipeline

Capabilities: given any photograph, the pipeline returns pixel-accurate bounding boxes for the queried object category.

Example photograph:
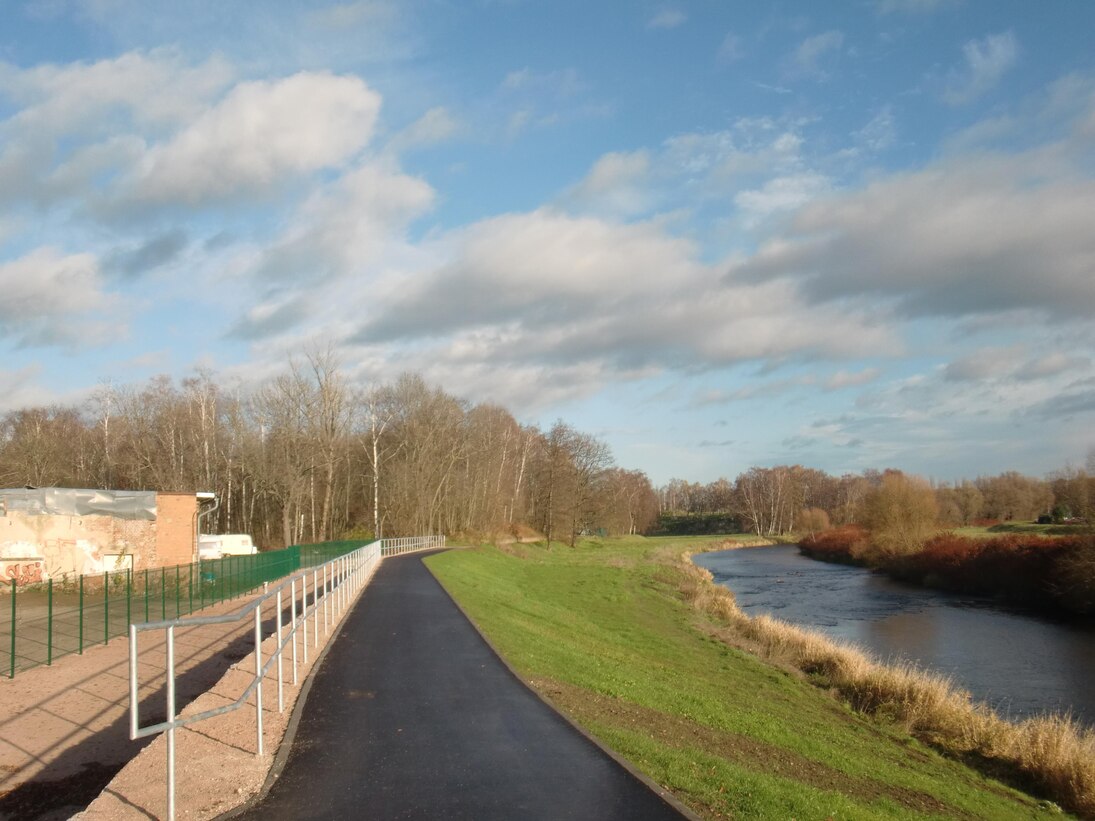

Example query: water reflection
[694,545,1095,725]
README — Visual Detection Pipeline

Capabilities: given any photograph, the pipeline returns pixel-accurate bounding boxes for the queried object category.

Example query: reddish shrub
[887,533,1082,609]
[799,525,869,564]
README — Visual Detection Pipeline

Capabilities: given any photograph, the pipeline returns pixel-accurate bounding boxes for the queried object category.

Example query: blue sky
[2,0,1095,485]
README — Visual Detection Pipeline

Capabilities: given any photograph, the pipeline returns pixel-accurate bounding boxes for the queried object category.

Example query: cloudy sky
[3,0,1094,485]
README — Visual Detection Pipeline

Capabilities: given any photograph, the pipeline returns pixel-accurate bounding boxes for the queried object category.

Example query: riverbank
[426,536,1085,819]
[799,527,1095,617]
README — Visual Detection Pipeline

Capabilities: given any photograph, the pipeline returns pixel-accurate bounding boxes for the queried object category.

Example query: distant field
[950,522,1085,539]
[427,536,1060,820]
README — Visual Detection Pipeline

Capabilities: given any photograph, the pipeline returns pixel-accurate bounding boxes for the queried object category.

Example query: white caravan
[198,534,257,560]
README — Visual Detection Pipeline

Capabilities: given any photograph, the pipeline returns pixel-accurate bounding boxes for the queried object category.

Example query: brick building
[0,488,204,584]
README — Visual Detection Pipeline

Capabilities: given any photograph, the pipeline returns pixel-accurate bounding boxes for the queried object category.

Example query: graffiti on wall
[0,538,128,582]
[1,541,46,584]
[3,560,45,584]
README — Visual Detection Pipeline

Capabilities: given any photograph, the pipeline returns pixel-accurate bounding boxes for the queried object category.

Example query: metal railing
[2,540,369,678]
[128,535,445,820]
[379,535,446,556]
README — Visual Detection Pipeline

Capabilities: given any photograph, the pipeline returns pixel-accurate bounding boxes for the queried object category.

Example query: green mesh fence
[1,539,372,678]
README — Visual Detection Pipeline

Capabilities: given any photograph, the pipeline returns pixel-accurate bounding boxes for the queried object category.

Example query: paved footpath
[235,551,688,821]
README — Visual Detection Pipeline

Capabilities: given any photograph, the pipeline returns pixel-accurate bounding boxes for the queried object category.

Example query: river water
[693,545,1095,725]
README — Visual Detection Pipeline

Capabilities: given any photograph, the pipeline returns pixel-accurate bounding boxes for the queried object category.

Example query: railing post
[166,625,176,821]
[254,606,263,757]
[302,573,309,664]
[312,569,319,648]
[103,571,109,645]
[78,574,84,655]
[323,564,329,635]
[47,579,53,666]
[276,589,284,713]
[126,569,132,632]
[10,578,16,677]
[144,568,150,623]
[128,624,138,740]
[290,578,298,685]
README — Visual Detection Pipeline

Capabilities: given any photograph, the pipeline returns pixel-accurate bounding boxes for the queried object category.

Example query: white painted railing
[127,534,448,820]
[379,535,446,556]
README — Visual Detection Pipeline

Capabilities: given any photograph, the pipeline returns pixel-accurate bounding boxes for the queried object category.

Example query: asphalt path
[234,550,688,820]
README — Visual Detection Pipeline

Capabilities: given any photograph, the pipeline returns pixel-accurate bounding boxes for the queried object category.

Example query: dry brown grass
[670,552,1095,818]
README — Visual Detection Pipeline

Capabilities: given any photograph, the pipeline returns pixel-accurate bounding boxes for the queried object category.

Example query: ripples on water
[693,545,1095,725]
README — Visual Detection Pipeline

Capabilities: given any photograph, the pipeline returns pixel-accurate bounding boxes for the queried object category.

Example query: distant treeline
[656,464,1094,537]
[649,512,741,536]
[0,353,659,548]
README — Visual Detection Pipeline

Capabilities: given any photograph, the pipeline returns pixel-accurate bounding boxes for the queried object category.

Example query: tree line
[658,462,1094,537]
[0,353,659,548]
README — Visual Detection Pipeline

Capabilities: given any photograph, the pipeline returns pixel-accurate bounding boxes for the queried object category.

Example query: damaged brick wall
[0,491,199,583]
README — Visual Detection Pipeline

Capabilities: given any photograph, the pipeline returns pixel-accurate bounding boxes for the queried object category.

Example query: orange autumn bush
[798,525,869,563]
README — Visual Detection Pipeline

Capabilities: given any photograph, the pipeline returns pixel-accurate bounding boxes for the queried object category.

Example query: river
[693,544,1095,726]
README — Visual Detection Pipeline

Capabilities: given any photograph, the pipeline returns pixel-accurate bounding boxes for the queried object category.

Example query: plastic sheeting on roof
[0,488,158,521]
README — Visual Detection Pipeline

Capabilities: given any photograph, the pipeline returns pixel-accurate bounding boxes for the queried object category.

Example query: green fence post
[103,571,109,645]
[78,574,84,655]
[47,579,53,666]
[9,579,15,678]
[188,563,194,615]
[200,560,205,610]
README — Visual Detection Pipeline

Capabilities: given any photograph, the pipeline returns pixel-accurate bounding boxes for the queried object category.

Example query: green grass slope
[426,536,1064,820]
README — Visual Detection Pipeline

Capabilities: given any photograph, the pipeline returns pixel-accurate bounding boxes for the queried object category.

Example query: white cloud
[0,247,119,345]
[0,50,233,135]
[853,107,897,153]
[0,365,58,413]
[251,160,435,292]
[718,32,745,63]
[944,348,1091,383]
[501,67,583,98]
[390,107,460,152]
[736,152,1095,321]
[944,31,1018,105]
[647,9,687,30]
[307,1,395,29]
[565,150,653,216]
[787,31,844,81]
[496,68,592,139]
[943,346,1020,382]
[734,172,831,224]
[328,209,897,409]
[1015,352,1091,382]
[133,71,380,204]
[825,367,881,390]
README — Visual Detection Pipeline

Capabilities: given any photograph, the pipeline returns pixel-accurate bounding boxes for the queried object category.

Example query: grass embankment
[426,536,1091,819]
